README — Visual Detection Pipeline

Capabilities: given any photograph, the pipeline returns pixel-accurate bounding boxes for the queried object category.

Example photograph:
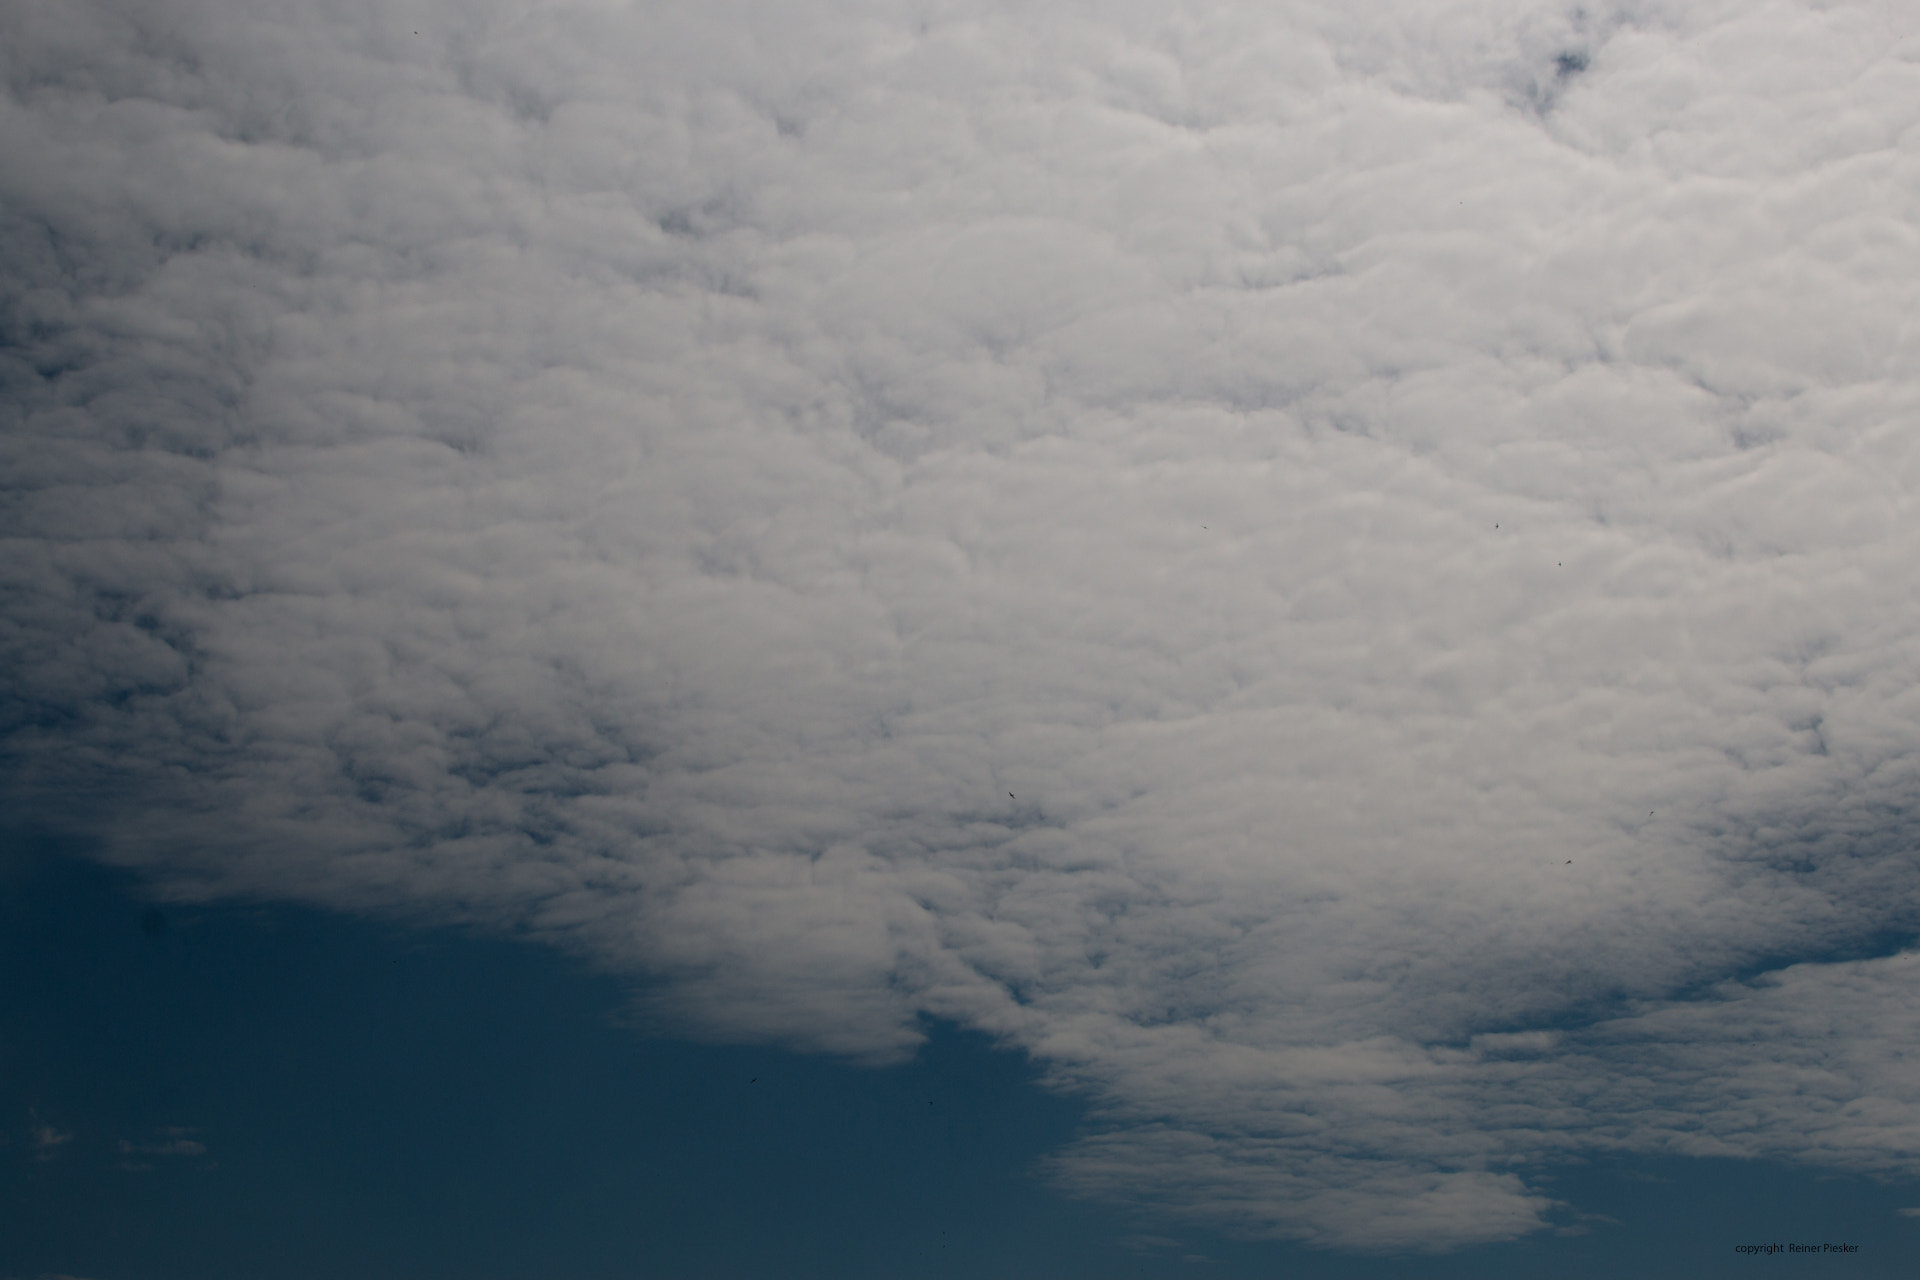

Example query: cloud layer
[7,0,1920,1250]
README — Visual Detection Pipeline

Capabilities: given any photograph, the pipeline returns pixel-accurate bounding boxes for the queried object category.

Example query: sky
[6,0,1920,1273]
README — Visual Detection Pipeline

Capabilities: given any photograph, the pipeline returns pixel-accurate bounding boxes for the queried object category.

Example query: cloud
[7,0,1920,1252]
[29,1123,74,1160]
[116,1127,207,1171]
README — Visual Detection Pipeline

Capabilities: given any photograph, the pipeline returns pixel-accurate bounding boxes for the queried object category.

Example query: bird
[1566,860,1573,865]
[1010,792,1016,799]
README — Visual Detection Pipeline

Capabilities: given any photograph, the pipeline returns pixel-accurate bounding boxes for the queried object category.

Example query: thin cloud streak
[5,0,1920,1250]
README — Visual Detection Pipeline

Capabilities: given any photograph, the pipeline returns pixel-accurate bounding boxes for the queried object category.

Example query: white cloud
[7,0,1920,1252]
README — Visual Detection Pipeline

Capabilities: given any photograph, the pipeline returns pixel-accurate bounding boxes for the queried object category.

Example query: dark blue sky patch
[0,834,1183,1279]
[8,834,1920,1279]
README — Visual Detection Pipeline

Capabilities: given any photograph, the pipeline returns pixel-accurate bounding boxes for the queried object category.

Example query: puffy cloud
[7,0,1920,1251]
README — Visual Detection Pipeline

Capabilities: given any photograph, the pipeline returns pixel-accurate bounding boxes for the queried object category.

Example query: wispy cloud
[115,1126,207,1170]
[29,1123,74,1161]
[5,0,1920,1251]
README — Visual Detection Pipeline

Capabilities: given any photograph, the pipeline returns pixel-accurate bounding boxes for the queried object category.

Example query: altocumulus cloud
[6,0,1920,1252]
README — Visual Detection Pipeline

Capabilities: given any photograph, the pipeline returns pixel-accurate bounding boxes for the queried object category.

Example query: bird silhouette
[1010,792,1016,799]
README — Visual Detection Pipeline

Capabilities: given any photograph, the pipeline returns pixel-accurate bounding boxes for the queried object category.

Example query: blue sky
[8,833,1920,1278]
[8,0,1920,1271]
